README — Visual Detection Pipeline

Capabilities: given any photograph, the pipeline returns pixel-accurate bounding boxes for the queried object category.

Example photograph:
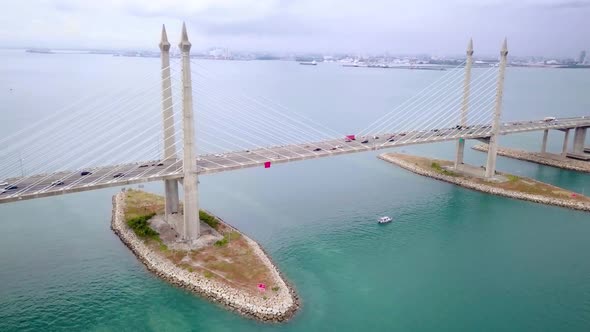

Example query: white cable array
[2,81,183,184]
[383,82,498,147]
[358,61,467,136]
[379,70,499,147]
[193,83,332,153]
[191,67,368,152]
[0,57,172,147]
[384,67,498,137]
[28,107,185,196]
[366,65,478,137]
[0,61,180,156]
[1,83,182,180]
[0,62,182,178]
[8,89,184,196]
[80,118,186,189]
[191,61,357,142]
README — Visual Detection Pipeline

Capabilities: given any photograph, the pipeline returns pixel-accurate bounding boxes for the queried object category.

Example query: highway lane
[1,116,589,204]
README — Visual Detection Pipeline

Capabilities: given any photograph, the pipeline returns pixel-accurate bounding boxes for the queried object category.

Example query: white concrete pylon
[160,24,180,216]
[179,22,200,240]
[454,38,474,169]
[485,38,508,178]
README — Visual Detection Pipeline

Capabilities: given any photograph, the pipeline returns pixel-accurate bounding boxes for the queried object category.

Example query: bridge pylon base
[164,179,180,216]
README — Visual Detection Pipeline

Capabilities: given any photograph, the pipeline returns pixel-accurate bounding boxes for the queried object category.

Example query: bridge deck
[1,116,588,204]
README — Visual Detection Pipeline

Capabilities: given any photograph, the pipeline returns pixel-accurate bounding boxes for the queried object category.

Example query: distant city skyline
[2,0,589,58]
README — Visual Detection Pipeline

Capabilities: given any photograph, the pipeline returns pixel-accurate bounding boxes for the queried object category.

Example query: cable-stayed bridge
[1,24,589,240]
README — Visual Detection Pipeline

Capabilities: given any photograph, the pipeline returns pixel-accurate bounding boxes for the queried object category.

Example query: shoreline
[110,192,300,322]
[472,144,590,173]
[379,153,590,212]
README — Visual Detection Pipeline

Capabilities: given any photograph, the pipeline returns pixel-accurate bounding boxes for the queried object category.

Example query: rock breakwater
[111,192,300,322]
[472,144,590,173]
[379,153,590,212]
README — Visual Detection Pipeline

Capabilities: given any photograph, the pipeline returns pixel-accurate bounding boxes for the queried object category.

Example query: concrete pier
[567,127,590,160]
[485,38,508,178]
[159,25,180,217]
[541,129,548,153]
[454,39,473,169]
[179,23,200,240]
[561,129,570,157]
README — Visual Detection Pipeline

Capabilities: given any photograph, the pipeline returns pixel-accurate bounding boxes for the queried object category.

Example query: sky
[0,0,588,57]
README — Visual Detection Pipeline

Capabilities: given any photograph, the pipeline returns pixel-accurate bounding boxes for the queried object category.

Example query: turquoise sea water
[0,50,589,331]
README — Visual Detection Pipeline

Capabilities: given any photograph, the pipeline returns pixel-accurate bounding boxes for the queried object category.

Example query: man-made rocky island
[472,144,590,173]
[379,153,590,212]
[111,189,299,322]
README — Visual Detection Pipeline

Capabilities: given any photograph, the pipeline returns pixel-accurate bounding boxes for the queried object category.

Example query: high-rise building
[578,50,586,64]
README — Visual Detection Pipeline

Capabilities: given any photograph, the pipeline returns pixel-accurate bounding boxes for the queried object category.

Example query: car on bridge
[361,139,369,144]
[113,173,125,178]
[1,185,18,193]
[51,180,64,186]
[313,148,322,152]
[81,171,92,176]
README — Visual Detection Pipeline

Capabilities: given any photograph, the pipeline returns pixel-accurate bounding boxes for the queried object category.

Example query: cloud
[0,0,588,57]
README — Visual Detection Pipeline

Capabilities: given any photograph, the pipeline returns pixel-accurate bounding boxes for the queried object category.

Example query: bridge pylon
[159,25,180,218]
[454,38,473,169]
[179,22,200,240]
[485,38,508,178]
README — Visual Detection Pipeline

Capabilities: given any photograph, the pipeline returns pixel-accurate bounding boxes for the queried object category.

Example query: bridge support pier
[561,129,570,157]
[455,139,465,169]
[572,127,587,154]
[179,23,200,240]
[541,129,548,153]
[485,39,508,178]
[160,25,180,216]
[567,127,589,160]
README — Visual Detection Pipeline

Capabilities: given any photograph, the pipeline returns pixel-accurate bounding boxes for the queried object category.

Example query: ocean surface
[0,49,590,331]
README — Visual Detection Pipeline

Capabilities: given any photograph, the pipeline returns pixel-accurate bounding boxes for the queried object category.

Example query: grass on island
[388,153,590,203]
[431,162,459,177]
[123,189,278,295]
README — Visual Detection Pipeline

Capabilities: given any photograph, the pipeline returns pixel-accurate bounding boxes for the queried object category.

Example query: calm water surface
[0,50,589,331]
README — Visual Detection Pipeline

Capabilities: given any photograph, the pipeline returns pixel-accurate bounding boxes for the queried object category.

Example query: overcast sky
[1,0,588,57]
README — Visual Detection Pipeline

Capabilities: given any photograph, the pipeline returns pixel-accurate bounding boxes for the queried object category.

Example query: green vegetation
[431,162,458,176]
[214,232,241,247]
[124,189,164,221]
[204,271,213,279]
[158,243,169,252]
[126,213,159,238]
[272,286,279,292]
[199,210,219,229]
[506,174,520,183]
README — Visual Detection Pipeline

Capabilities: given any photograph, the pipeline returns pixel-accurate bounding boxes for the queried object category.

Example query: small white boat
[378,216,392,224]
[300,60,317,66]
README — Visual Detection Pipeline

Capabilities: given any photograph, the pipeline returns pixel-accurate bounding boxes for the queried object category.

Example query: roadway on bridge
[1,116,588,204]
